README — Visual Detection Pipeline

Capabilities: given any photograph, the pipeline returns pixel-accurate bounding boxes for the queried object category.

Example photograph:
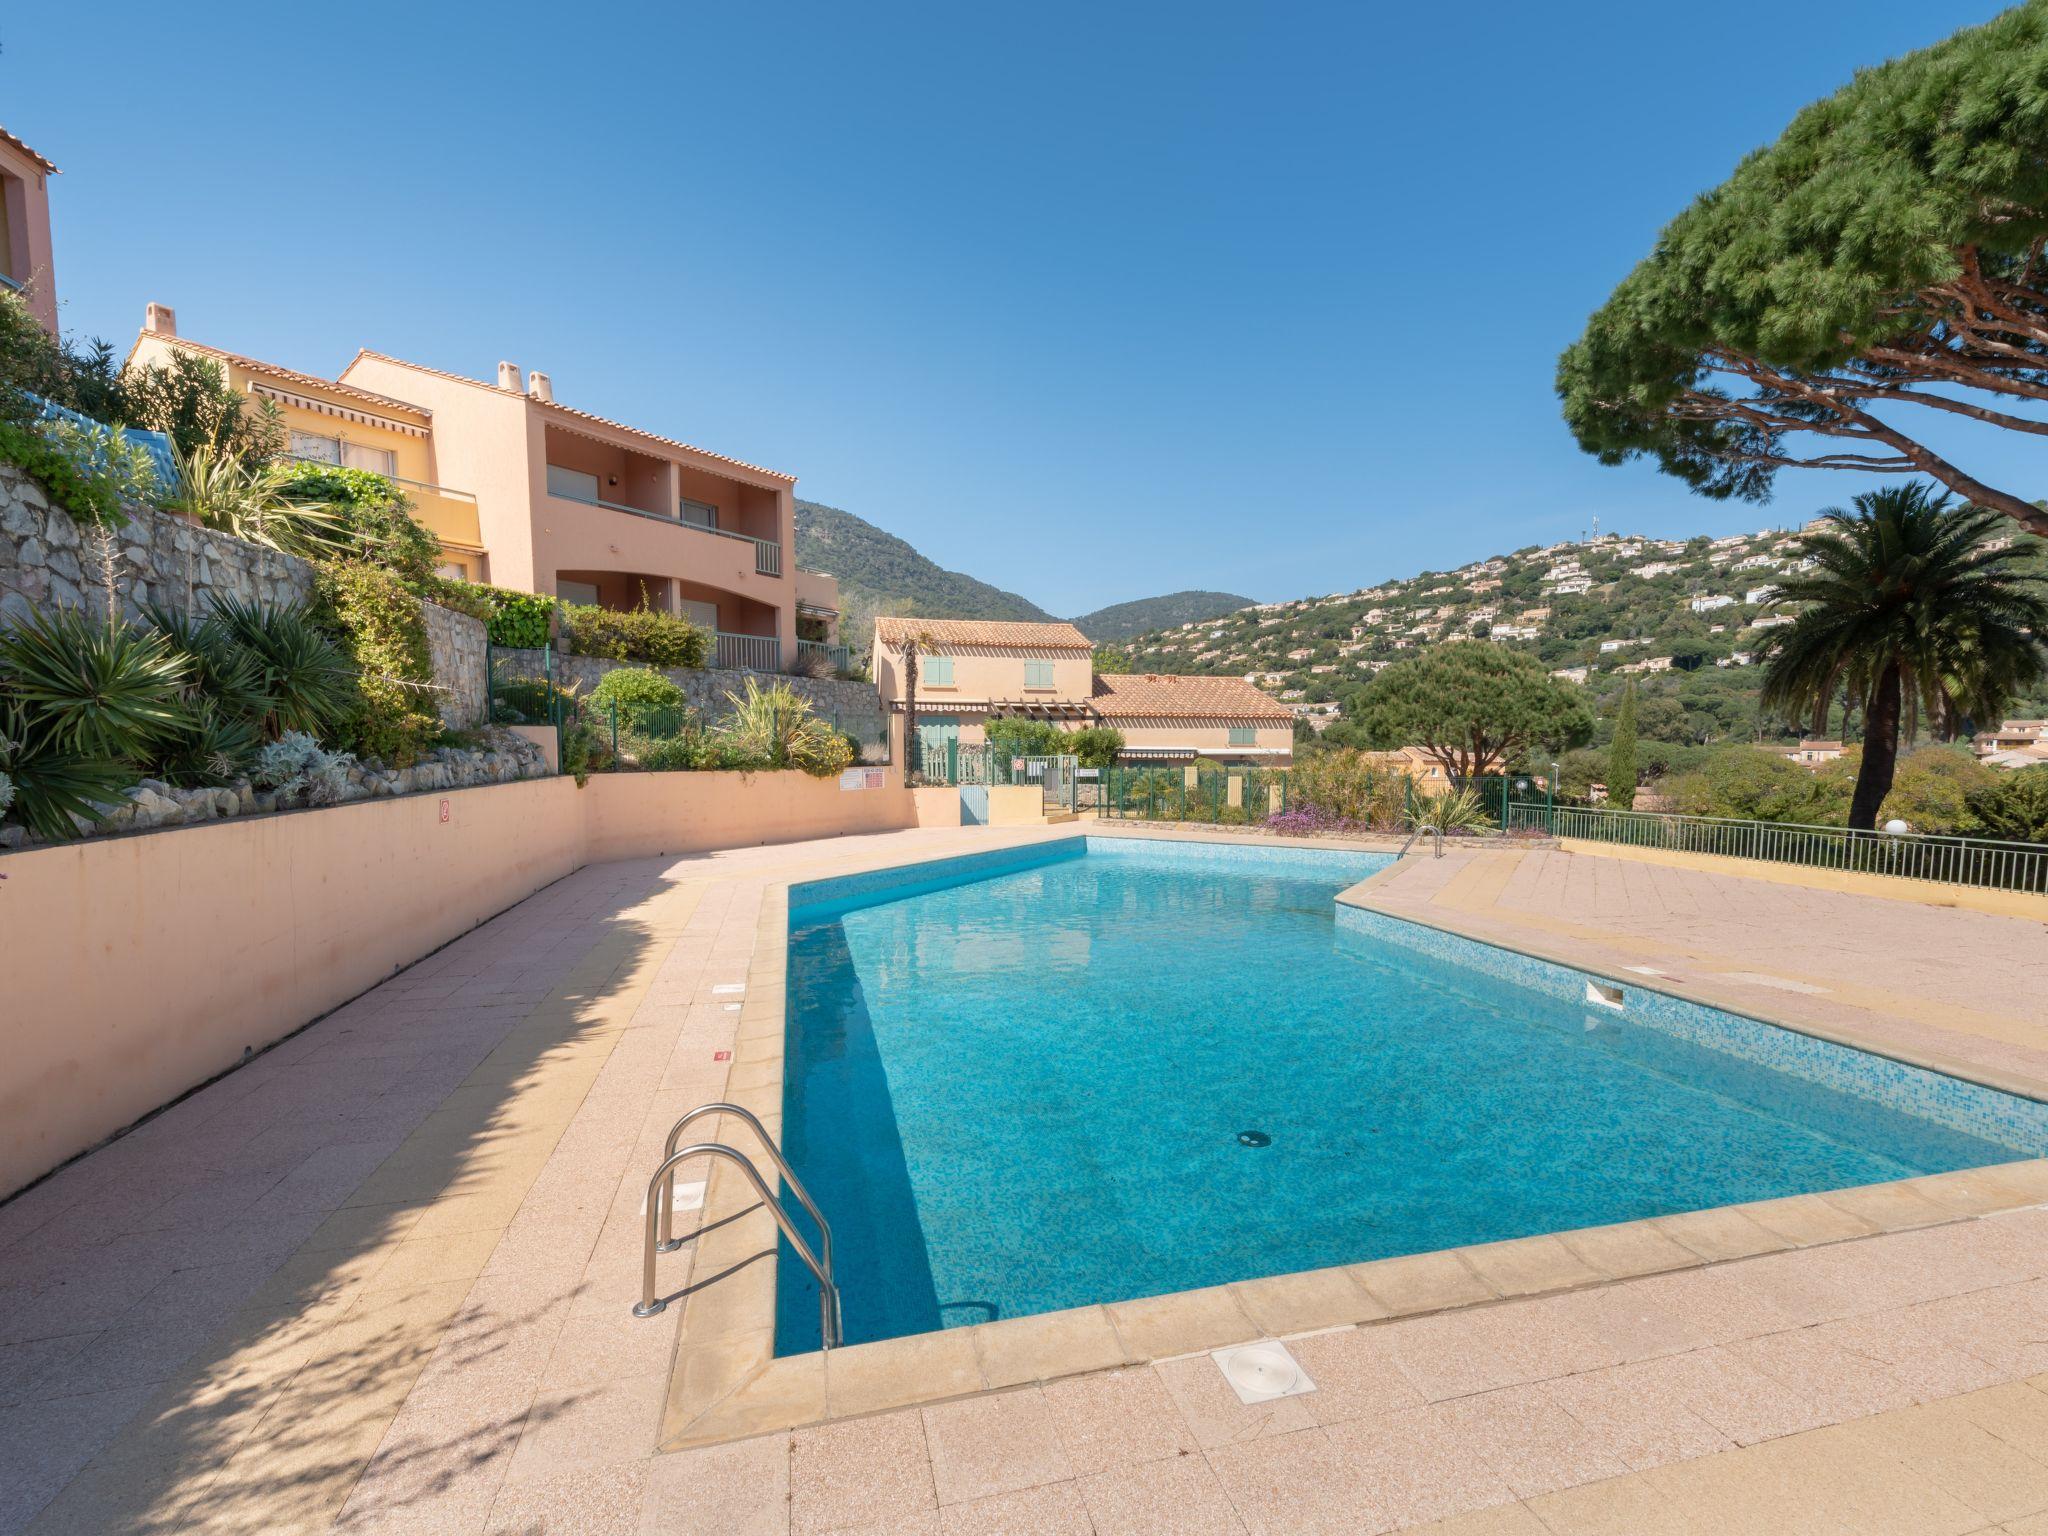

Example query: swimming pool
[775,836,2048,1353]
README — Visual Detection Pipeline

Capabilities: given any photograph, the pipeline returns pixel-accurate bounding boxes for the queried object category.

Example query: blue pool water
[775,838,2046,1352]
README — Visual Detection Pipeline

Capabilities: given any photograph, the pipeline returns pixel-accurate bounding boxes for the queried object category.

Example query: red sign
[438,799,451,823]
[713,1050,732,1062]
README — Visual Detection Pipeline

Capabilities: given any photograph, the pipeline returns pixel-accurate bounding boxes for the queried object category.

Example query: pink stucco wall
[0,768,927,1198]
[0,137,58,336]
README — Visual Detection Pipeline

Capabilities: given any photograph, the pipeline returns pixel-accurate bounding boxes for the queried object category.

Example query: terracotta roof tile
[344,351,795,484]
[138,336,432,418]
[0,127,57,175]
[873,617,1093,651]
[1091,672,1293,721]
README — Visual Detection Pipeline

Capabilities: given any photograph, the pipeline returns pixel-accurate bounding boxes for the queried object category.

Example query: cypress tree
[1607,681,1639,812]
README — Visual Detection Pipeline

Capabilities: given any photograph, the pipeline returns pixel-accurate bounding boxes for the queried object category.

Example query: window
[547,464,601,504]
[920,655,954,687]
[1024,660,1054,688]
[678,598,719,631]
[288,431,341,466]
[1228,726,1256,746]
[556,579,601,607]
[680,498,719,530]
[288,431,395,477]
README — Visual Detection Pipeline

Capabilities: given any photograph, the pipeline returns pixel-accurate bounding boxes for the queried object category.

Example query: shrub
[0,418,136,528]
[622,730,702,772]
[162,444,350,558]
[310,564,441,767]
[716,678,853,777]
[1410,785,1494,835]
[0,606,189,759]
[0,768,11,817]
[1877,746,1996,835]
[155,700,262,787]
[1066,726,1125,768]
[490,675,556,725]
[986,717,1066,757]
[588,667,688,732]
[1289,749,1411,828]
[122,351,284,460]
[0,286,128,425]
[469,586,555,649]
[1665,745,1854,825]
[275,463,441,586]
[0,698,131,840]
[253,730,355,804]
[560,602,708,668]
[1969,764,2048,844]
[206,596,354,739]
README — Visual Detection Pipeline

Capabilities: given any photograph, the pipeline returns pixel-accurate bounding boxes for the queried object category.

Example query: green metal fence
[1096,764,1293,825]
[1506,802,2048,894]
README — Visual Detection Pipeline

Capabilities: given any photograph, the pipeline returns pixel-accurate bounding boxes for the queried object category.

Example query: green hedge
[560,604,708,668]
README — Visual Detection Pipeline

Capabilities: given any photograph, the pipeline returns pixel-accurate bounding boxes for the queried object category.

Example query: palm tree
[1759,484,2048,829]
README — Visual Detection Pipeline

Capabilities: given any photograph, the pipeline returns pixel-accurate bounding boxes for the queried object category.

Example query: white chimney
[144,302,177,337]
[496,360,521,391]
[527,370,554,403]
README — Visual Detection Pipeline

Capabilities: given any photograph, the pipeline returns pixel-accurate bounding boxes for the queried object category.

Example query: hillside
[1070,590,1254,642]
[1114,525,2048,748]
[794,500,1053,652]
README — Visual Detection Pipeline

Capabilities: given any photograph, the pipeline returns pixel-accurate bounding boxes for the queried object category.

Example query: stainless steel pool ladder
[633,1101,843,1349]
[1399,823,1445,859]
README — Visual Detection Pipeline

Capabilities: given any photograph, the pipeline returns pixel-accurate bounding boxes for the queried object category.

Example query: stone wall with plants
[0,463,492,735]
[0,727,550,851]
[0,463,314,629]
[495,646,888,754]
[423,600,488,729]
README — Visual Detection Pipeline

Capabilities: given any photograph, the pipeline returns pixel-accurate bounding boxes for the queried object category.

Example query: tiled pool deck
[4,824,2048,1533]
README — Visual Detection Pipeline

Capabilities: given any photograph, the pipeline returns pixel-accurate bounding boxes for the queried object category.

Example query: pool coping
[654,828,2048,1452]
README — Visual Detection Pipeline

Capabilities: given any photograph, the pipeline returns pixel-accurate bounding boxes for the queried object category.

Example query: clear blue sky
[6,1,2025,615]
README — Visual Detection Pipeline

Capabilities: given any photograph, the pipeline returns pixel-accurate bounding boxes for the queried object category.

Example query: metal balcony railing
[797,639,850,672]
[716,632,782,672]
[1504,803,2048,894]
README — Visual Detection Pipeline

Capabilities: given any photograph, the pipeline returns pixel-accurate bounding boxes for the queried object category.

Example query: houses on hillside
[874,618,1296,766]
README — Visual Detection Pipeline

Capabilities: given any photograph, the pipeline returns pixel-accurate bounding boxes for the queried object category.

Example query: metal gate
[1013,754,1078,814]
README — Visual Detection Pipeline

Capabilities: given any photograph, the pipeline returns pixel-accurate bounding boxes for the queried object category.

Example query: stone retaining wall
[0,462,315,627]
[423,600,488,729]
[496,646,889,758]
[0,462,488,727]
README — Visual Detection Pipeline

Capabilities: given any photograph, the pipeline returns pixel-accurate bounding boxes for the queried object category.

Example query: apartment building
[1973,720,2048,761]
[0,127,57,336]
[874,618,1294,765]
[128,310,490,582]
[128,310,842,671]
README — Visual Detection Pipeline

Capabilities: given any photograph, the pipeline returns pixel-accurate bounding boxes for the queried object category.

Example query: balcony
[716,632,783,672]
[542,467,785,578]
[797,639,851,673]
[709,523,780,576]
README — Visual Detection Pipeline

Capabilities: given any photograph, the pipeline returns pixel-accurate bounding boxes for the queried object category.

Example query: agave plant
[1409,785,1494,836]
[207,595,354,738]
[153,699,263,788]
[715,678,853,778]
[161,443,350,558]
[0,606,189,758]
[142,601,270,720]
[0,699,133,840]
